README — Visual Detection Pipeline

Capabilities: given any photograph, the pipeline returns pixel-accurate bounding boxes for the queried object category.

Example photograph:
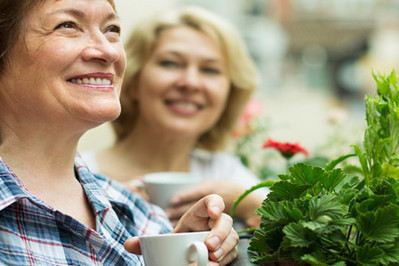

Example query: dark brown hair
[0,0,42,73]
[0,0,116,73]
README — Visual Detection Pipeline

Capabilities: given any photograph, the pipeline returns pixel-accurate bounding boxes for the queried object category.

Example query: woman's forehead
[26,0,117,20]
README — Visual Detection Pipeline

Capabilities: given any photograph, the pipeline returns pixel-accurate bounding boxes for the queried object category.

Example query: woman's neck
[0,131,78,182]
[98,127,197,182]
[0,128,96,229]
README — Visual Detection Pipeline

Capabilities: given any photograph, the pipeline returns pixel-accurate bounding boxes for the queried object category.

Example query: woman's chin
[79,107,121,126]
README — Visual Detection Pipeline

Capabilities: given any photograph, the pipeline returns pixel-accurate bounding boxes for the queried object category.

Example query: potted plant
[232,71,399,265]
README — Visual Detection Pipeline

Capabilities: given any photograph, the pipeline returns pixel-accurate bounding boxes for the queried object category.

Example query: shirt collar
[0,154,112,213]
[72,153,113,213]
[0,156,31,211]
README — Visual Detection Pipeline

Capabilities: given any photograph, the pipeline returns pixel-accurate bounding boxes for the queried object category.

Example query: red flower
[263,138,309,160]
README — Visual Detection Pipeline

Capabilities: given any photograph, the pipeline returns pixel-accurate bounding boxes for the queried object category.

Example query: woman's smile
[165,98,204,116]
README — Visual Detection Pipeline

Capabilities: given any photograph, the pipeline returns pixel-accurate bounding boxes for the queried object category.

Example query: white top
[80,148,269,196]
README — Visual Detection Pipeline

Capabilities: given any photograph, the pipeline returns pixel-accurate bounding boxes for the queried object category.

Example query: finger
[209,228,238,263]
[123,237,141,255]
[173,194,225,233]
[218,246,239,266]
[205,213,233,251]
[205,194,225,219]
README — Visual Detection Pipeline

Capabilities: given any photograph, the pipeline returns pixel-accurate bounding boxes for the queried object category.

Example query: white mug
[139,231,209,266]
[143,172,201,208]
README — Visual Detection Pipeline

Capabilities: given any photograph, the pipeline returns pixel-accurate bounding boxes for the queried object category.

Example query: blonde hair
[113,6,259,150]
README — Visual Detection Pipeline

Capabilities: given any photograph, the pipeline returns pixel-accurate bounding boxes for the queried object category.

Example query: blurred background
[79,0,399,159]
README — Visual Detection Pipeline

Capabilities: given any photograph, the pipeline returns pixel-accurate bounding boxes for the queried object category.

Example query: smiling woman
[1,0,125,128]
[0,0,238,265]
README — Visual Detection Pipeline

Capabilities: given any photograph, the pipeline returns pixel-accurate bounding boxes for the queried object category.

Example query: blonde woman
[82,6,267,226]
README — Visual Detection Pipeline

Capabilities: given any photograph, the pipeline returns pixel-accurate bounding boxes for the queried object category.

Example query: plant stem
[230,181,275,217]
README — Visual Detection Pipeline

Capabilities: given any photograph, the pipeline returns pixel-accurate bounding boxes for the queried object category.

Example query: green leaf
[372,177,399,202]
[356,245,384,265]
[357,205,399,243]
[288,163,327,186]
[283,202,306,221]
[352,144,369,182]
[325,153,356,171]
[283,222,315,247]
[267,181,310,201]
[301,254,329,266]
[301,254,346,266]
[308,195,344,220]
[250,251,281,264]
[305,156,330,168]
[256,201,288,223]
[278,174,290,181]
[342,164,363,175]
[302,219,329,231]
[379,242,399,264]
[381,162,399,179]
[321,168,347,192]
[249,227,283,252]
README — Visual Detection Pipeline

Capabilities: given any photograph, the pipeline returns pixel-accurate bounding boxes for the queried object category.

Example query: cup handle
[187,241,208,266]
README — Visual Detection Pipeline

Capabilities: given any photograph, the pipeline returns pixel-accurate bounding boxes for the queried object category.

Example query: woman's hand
[124,194,239,265]
[166,180,262,226]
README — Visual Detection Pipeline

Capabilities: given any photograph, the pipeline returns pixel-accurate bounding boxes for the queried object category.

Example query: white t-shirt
[80,148,269,196]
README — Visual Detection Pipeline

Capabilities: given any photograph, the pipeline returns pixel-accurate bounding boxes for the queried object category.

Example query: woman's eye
[159,60,180,68]
[202,67,221,74]
[55,21,77,30]
[107,25,121,34]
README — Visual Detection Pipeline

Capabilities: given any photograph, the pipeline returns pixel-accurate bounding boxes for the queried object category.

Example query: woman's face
[134,26,230,139]
[0,0,126,130]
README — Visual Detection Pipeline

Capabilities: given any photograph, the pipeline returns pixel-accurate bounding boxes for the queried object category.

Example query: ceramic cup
[139,231,209,266]
[143,172,201,208]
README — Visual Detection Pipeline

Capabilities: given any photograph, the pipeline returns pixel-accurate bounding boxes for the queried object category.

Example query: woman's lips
[165,99,203,115]
[67,73,115,89]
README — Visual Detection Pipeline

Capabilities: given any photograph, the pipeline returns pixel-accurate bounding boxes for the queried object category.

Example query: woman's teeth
[173,102,197,111]
[70,77,111,85]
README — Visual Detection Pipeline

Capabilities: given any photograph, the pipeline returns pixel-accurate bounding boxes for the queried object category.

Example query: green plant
[232,71,399,265]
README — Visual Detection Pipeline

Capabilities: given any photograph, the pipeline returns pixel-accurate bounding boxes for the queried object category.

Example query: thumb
[124,237,142,255]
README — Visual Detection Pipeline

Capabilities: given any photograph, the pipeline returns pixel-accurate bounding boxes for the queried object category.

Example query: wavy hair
[113,6,259,150]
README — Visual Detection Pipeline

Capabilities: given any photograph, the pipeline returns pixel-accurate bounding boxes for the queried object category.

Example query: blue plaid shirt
[0,154,173,265]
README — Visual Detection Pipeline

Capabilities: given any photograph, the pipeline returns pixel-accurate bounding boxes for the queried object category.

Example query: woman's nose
[81,32,120,64]
[177,67,201,91]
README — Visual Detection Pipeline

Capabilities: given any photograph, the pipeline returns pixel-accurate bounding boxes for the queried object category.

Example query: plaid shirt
[0,154,173,265]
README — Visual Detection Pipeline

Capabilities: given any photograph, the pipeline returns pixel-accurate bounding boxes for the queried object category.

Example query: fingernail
[207,236,220,250]
[211,206,221,215]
